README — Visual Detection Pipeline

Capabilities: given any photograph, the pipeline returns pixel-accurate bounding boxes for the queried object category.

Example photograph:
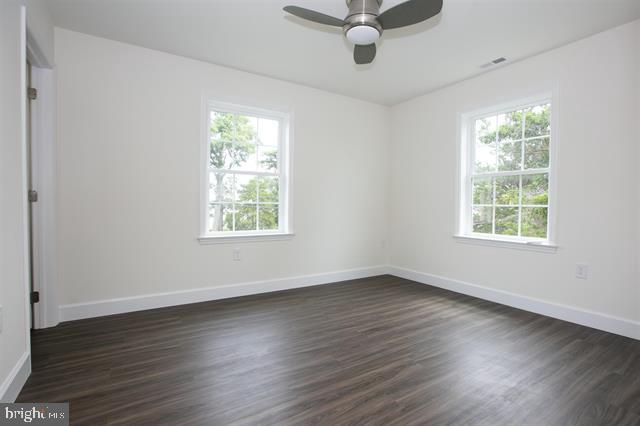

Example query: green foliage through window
[470,102,551,239]
[208,110,281,233]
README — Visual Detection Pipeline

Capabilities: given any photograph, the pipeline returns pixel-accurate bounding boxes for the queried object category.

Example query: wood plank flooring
[17,275,640,425]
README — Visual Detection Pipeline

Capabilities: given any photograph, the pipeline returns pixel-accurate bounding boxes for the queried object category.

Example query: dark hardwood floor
[18,275,640,425]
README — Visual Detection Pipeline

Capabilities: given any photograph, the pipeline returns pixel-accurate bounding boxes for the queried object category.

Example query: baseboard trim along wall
[59,265,389,322]
[0,352,30,403]
[58,264,640,341]
[389,265,640,341]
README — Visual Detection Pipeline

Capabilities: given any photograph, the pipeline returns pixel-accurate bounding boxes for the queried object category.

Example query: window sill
[198,233,295,245]
[453,234,558,253]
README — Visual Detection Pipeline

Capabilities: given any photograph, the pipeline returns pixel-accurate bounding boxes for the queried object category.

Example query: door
[26,61,39,328]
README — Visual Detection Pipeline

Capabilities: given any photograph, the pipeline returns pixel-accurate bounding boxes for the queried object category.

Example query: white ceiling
[46,0,640,105]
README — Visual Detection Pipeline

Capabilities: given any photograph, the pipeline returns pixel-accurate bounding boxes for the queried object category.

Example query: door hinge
[31,291,40,304]
[27,87,37,100]
[28,190,38,202]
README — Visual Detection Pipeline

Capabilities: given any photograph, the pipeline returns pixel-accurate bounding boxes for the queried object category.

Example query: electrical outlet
[380,240,386,249]
[233,248,241,261]
[576,264,589,280]
[0,305,3,333]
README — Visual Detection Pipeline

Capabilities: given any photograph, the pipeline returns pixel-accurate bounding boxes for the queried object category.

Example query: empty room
[1,0,640,424]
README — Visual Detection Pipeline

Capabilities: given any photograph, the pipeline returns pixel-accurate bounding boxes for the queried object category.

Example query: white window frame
[455,93,558,253]
[198,98,293,244]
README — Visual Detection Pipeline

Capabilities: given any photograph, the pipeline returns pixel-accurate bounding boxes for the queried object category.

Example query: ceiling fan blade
[354,43,376,64]
[283,6,345,27]
[377,0,443,30]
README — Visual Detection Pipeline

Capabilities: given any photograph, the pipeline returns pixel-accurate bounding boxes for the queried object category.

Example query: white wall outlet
[576,263,589,280]
[0,305,3,333]
[233,248,241,261]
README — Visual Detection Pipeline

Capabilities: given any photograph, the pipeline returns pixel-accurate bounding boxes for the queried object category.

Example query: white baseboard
[59,265,389,322]
[57,264,640,341]
[389,266,640,341]
[0,352,31,402]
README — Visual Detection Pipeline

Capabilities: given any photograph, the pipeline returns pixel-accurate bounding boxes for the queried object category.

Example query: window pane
[209,203,233,232]
[472,177,493,205]
[210,139,258,171]
[258,146,278,172]
[476,115,497,142]
[472,206,493,234]
[258,176,279,203]
[210,111,235,141]
[235,204,257,231]
[474,143,496,173]
[522,174,548,205]
[236,114,258,143]
[209,172,233,203]
[209,113,259,172]
[228,143,257,172]
[258,118,279,146]
[235,174,259,203]
[495,207,518,236]
[495,176,519,205]
[521,207,548,238]
[474,116,497,173]
[258,204,279,230]
[210,140,232,169]
[524,104,550,138]
[497,110,523,142]
[497,140,522,171]
[524,137,549,169]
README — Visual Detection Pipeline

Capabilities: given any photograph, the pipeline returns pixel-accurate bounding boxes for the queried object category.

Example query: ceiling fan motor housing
[346,0,383,15]
[344,0,383,44]
[283,0,444,64]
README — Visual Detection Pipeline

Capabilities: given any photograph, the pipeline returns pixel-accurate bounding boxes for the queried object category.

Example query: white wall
[1,0,54,401]
[0,1,29,402]
[390,20,640,323]
[55,29,389,306]
[54,20,640,332]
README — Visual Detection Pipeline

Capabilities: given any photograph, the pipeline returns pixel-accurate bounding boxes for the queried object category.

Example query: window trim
[199,97,293,243]
[455,92,558,251]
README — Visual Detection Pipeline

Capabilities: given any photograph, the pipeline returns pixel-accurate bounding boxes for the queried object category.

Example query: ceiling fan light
[346,25,380,45]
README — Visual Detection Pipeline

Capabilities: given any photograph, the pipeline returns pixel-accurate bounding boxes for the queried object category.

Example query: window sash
[209,203,281,232]
[473,204,548,208]
[209,168,278,177]
[467,174,550,238]
[462,98,552,242]
[203,101,289,237]
[470,168,549,179]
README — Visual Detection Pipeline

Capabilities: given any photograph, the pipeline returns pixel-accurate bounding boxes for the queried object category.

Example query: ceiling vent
[480,57,507,68]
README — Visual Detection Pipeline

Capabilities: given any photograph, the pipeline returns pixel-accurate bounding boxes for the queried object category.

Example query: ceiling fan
[283,0,443,64]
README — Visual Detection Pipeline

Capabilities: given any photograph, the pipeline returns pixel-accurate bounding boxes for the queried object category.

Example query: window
[458,96,554,247]
[200,100,291,242]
